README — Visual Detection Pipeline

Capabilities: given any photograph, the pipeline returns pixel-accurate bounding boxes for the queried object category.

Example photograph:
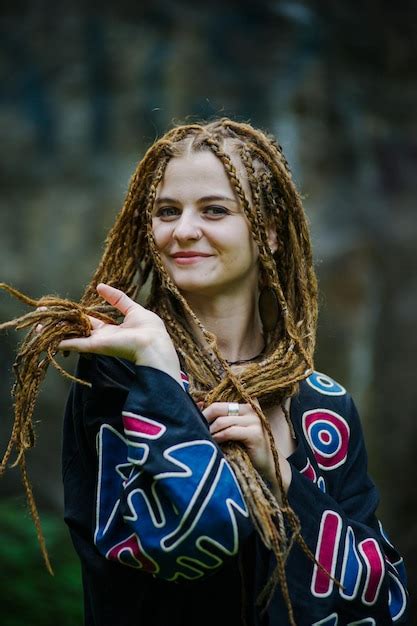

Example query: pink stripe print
[122,413,165,438]
[360,539,385,604]
[313,511,342,596]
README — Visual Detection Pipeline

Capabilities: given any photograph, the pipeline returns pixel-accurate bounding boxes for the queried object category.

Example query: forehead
[155,149,252,201]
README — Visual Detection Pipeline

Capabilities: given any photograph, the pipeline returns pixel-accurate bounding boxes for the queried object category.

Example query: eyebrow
[154,195,238,205]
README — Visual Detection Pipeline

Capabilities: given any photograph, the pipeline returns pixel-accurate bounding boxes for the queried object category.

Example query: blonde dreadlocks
[1,118,320,625]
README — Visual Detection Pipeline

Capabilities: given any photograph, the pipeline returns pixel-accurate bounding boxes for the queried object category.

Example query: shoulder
[295,370,356,418]
[300,370,347,399]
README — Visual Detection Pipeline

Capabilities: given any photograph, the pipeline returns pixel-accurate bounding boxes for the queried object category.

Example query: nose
[172,211,202,241]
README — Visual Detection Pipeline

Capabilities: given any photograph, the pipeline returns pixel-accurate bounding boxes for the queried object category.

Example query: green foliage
[0,498,83,626]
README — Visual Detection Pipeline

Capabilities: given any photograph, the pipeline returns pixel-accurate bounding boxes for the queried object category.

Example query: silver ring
[227,402,240,416]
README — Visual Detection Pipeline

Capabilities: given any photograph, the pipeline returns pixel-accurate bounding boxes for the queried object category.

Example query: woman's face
[151,149,264,300]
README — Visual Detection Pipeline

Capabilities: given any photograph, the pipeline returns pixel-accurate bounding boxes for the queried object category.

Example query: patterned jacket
[62,355,409,625]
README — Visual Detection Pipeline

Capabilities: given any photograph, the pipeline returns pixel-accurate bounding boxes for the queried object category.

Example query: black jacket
[62,355,409,625]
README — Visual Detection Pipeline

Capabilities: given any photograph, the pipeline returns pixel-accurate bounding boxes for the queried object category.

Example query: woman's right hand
[52,283,182,386]
[201,400,292,502]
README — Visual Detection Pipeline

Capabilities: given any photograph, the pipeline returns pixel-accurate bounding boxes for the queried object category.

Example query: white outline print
[313,613,338,625]
[306,371,346,396]
[358,538,385,605]
[311,510,342,597]
[388,571,407,621]
[302,409,350,470]
[340,526,362,600]
[122,411,166,439]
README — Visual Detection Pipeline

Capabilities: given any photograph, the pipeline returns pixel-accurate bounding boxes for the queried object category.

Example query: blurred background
[1,1,416,623]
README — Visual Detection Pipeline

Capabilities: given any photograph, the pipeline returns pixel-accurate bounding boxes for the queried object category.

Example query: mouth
[170,254,212,265]
[170,251,213,265]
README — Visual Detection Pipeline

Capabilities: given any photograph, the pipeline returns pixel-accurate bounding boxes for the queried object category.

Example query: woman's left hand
[201,401,292,495]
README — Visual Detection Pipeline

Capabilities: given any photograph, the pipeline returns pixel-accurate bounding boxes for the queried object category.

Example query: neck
[182,289,265,363]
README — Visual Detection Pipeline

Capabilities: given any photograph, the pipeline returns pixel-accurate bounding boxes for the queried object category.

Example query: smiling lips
[170,251,213,265]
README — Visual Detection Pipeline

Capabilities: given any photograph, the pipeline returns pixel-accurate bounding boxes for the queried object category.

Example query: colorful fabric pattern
[62,358,409,625]
[94,373,251,581]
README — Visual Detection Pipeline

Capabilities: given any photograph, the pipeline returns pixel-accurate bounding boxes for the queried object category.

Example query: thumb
[96,283,137,316]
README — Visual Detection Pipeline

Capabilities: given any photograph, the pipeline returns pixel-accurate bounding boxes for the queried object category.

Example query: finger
[202,403,227,423]
[86,314,105,330]
[58,336,95,353]
[211,425,249,444]
[96,283,138,317]
[203,402,248,423]
[209,414,252,435]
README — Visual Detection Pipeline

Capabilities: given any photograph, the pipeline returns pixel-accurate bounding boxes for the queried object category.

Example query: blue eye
[205,206,229,216]
[157,207,179,218]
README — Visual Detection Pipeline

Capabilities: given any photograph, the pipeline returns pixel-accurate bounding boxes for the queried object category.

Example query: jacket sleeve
[285,384,409,625]
[93,365,253,582]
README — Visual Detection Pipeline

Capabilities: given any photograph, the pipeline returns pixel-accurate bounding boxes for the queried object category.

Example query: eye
[204,206,229,217]
[155,207,180,219]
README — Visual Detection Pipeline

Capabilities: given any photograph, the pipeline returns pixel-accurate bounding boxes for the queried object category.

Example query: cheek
[151,221,169,250]
[237,219,257,255]
[239,230,259,262]
[226,238,258,271]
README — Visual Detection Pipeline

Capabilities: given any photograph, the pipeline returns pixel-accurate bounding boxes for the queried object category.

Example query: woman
[1,119,409,625]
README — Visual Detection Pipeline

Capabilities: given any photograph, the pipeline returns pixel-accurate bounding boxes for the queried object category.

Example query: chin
[170,277,221,297]
[176,282,217,296]
[166,269,217,293]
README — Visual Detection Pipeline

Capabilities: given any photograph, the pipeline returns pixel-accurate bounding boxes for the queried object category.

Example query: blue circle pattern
[306,371,346,396]
[309,422,340,456]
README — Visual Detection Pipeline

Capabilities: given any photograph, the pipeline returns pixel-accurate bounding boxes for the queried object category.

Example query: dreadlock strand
[0,286,120,568]
[19,455,54,575]
[207,360,302,610]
